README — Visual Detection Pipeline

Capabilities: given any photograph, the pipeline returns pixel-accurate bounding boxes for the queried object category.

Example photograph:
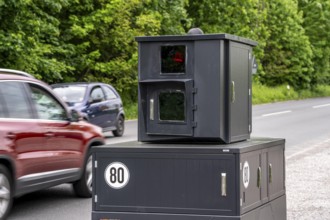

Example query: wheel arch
[82,137,105,171]
[120,112,125,119]
[73,137,105,197]
[88,138,105,149]
[116,111,125,125]
[0,156,16,193]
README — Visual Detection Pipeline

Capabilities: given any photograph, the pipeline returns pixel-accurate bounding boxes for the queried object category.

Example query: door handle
[45,132,55,138]
[150,99,154,120]
[257,167,261,188]
[6,132,16,139]
[269,163,272,183]
[221,173,227,196]
[231,81,236,103]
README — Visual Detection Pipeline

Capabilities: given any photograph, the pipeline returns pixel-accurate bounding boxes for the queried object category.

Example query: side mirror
[70,109,82,122]
[252,56,258,74]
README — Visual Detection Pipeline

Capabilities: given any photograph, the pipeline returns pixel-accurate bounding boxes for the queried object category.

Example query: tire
[0,165,13,220]
[73,151,93,198]
[112,115,125,137]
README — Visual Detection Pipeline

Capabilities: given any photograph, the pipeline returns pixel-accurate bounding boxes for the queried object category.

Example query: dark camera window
[159,91,185,121]
[161,46,186,74]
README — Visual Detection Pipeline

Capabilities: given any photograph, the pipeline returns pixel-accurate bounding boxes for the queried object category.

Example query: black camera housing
[136,34,257,143]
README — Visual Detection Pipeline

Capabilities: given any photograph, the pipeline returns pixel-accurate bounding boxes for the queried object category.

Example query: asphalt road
[7,97,330,220]
[251,97,330,158]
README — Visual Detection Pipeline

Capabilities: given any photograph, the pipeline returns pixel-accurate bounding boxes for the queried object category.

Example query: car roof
[0,68,35,78]
[0,74,53,90]
[0,69,45,85]
[51,82,111,88]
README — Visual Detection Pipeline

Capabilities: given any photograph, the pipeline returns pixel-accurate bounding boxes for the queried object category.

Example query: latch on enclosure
[221,173,227,196]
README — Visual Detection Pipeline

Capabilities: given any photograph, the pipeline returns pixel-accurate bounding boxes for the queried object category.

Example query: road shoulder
[286,139,330,219]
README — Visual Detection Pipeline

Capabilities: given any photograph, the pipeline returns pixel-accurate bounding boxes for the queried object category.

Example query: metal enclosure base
[92,195,286,220]
[92,138,286,220]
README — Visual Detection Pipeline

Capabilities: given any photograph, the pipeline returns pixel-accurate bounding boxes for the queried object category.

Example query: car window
[0,81,33,119]
[0,92,6,118]
[29,84,67,120]
[103,86,117,100]
[53,85,87,103]
[90,87,105,102]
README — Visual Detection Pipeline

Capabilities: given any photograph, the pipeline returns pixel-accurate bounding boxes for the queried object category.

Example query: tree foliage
[0,0,329,103]
[149,0,190,35]
[298,0,330,85]
[187,0,314,90]
[56,0,163,101]
[0,0,71,81]
[187,0,269,75]
[261,0,314,90]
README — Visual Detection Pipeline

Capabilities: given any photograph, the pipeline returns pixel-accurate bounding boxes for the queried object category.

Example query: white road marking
[287,138,330,160]
[312,103,330,109]
[262,110,292,117]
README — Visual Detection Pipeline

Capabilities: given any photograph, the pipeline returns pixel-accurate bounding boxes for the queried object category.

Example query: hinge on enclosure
[192,122,197,128]
[94,160,98,168]
[94,195,98,203]
[249,89,251,96]
[249,125,251,133]
[192,105,197,111]
[192,88,198,94]
[240,198,243,206]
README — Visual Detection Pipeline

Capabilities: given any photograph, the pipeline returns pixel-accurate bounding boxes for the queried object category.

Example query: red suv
[0,69,105,219]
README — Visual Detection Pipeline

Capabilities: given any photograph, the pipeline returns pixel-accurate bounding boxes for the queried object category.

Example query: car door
[86,86,109,129]
[0,81,46,180]
[28,83,84,173]
[101,85,121,128]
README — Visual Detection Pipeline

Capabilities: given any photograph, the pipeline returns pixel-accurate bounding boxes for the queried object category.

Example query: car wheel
[0,165,12,220]
[73,150,93,198]
[112,115,125,137]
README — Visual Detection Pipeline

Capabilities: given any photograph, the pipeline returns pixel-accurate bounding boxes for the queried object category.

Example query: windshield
[53,85,87,104]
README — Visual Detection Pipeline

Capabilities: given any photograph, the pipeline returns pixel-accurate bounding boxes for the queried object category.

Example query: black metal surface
[137,34,256,143]
[135,33,258,47]
[92,195,285,220]
[92,138,286,219]
[92,138,285,154]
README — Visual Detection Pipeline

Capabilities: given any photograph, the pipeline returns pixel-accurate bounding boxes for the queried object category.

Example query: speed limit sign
[104,162,130,189]
[242,161,250,189]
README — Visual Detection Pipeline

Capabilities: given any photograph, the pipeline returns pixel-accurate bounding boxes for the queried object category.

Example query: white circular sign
[104,162,130,189]
[242,161,250,189]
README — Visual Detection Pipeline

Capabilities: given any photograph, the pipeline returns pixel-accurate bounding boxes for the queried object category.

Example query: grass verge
[252,84,330,105]
[123,101,138,120]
